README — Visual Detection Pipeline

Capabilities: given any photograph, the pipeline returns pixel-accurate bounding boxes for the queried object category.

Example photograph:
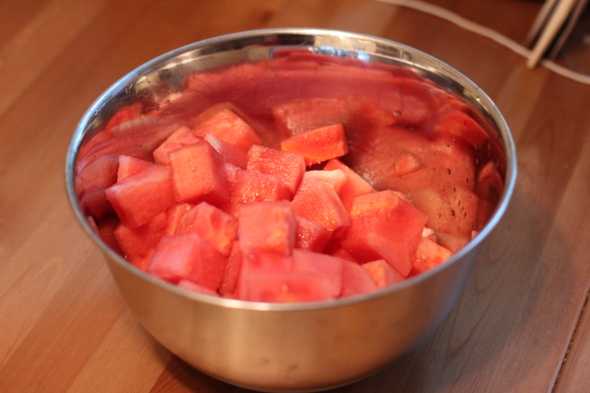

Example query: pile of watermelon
[75,54,503,302]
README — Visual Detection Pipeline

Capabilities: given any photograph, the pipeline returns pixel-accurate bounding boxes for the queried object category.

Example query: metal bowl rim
[65,27,517,312]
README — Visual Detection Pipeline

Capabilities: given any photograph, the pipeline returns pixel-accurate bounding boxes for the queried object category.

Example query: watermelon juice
[75,51,504,302]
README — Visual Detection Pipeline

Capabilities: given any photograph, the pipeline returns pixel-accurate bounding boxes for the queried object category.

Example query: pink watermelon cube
[281,124,348,166]
[152,126,200,164]
[105,166,175,228]
[341,261,377,297]
[291,177,350,233]
[220,242,243,297]
[148,233,226,290]
[324,159,374,210]
[193,106,261,152]
[341,191,427,277]
[174,202,238,256]
[247,144,305,195]
[177,280,218,296]
[169,141,228,205]
[295,216,331,252]
[117,155,152,182]
[362,259,404,288]
[239,202,296,256]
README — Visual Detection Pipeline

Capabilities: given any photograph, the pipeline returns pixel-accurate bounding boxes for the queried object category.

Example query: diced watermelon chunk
[169,141,228,205]
[239,202,296,256]
[79,188,112,219]
[117,155,152,182]
[153,126,200,164]
[165,203,193,235]
[178,280,218,296]
[290,249,343,300]
[362,259,404,288]
[105,166,175,228]
[130,251,153,272]
[434,110,489,148]
[324,159,374,210]
[226,168,291,214]
[173,202,238,256]
[272,98,350,135]
[114,212,167,261]
[193,106,261,151]
[341,191,427,276]
[148,234,226,290]
[291,178,350,233]
[295,217,331,252]
[330,248,356,262]
[204,134,248,168]
[476,199,495,230]
[237,251,343,302]
[436,232,469,253]
[105,103,143,130]
[247,145,305,195]
[236,253,293,301]
[220,242,243,297]
[281,124,348,166]
[75,154,119,195]
[412,238,452,275]
[302,169,346,194]
[341,261,377,297]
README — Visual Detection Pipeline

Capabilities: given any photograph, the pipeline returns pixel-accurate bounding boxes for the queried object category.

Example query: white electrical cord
[377,0,590,85]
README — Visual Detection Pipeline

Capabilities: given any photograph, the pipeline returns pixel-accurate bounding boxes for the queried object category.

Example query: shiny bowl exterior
[65,29,517,392]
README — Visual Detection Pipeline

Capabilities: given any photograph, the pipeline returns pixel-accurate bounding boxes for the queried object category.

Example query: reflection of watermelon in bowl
[66,29,516,392]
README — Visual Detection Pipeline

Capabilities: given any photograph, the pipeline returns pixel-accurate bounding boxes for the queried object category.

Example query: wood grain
[1,1,589,393]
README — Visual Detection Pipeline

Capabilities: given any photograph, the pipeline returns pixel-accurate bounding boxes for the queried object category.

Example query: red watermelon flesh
[341,261,377,297]
[330,248,356,262]
[204,133,248,168]
[363,259,404,288]
[226,168,291,215]
[412,238,452,275]
[153,126,200,164]
[174,202,238,256]
[247,144,305,195]
[281,124,348,166]
[169,141,228,205]
[295,216,331,252]
[302,169,346,194]
[341,191,427,276]
[165,203,193,235]
[220,242,243,297]
[114,212,167,261]
[148,233,226,290]
[105,166,175,228]
[324,159,374,210]
[239,201,296,256]
[178,280,218,296]
[193,106,261,152]
[291,178,350,233]
[236,253,293,301]
[117,155,152,182]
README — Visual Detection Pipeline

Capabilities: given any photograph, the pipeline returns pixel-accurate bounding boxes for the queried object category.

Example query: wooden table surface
[2,1,589,392]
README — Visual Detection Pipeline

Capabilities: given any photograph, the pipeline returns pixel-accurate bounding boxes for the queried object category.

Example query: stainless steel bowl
[65,28,517,392]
